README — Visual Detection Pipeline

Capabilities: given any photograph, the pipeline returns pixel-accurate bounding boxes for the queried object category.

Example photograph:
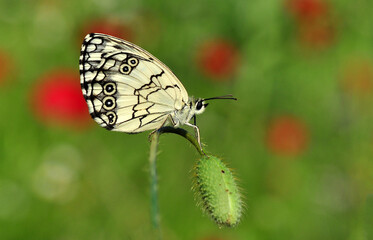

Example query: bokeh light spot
[197,39,239,81]
[32,144,82,203]
[266,116,309,156]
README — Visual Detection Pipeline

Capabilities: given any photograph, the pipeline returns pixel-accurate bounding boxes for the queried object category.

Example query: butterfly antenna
[203,94,237,101]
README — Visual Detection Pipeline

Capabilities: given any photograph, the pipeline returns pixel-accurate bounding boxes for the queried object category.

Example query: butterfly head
[192,94,237,115]
[194,98,209,115]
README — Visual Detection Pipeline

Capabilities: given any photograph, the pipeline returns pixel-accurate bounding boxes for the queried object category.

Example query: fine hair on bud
[193,155,242,227]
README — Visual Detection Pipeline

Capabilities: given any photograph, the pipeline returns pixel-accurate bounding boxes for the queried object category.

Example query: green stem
[149,131,162,240]
[148,127,203,239]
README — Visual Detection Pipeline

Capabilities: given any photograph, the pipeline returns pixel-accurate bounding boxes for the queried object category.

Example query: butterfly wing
[79,33,189,133]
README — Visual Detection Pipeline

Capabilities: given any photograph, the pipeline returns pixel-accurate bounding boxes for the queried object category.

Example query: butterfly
[79,33,236,150]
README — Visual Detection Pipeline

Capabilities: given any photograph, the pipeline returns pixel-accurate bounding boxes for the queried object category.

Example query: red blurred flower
[30,69,91,128]
[266,116,309,156]
[0,50,14,86]
[341,58,373,97]
[197,39,239,81]
[298,21,334,49]
[285,0,335,51]
[79,18,133,42]
[286,0,329,23]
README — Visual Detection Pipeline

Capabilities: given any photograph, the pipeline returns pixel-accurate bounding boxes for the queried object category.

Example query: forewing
[79,33,188,132]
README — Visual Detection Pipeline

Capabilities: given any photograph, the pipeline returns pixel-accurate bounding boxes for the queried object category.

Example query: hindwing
[79,33,189,132]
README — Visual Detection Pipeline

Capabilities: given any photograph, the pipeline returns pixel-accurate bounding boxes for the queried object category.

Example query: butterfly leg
[148,129,158,142]
[185,122,206,155]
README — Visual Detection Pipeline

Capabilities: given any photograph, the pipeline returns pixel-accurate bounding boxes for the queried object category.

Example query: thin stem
[148,126,203,239]
[157,126,204,156]
[149,131,162,240]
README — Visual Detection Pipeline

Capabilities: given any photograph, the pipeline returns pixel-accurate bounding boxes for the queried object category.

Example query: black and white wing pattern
[79,33,189,133]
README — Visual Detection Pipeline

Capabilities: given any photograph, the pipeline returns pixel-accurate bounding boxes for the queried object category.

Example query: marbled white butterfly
[79,33,236,149]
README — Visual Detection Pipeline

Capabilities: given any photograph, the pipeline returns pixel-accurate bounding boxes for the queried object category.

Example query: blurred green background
[1,0,373,239]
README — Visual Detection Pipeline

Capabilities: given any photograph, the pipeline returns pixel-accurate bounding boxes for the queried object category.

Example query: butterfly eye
[119,64,131,74]
[128,57,139,67]
[102,96,116,110]
[104,82,116,95]
[196,101,203,110]
[106,111,117,125]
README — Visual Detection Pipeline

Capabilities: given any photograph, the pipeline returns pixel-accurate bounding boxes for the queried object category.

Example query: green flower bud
[194,155,243,227]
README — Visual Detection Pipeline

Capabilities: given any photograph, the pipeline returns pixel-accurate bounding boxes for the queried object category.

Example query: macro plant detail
[194,155,242,227]
[79,33,243,235]
[150,127,242,231]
